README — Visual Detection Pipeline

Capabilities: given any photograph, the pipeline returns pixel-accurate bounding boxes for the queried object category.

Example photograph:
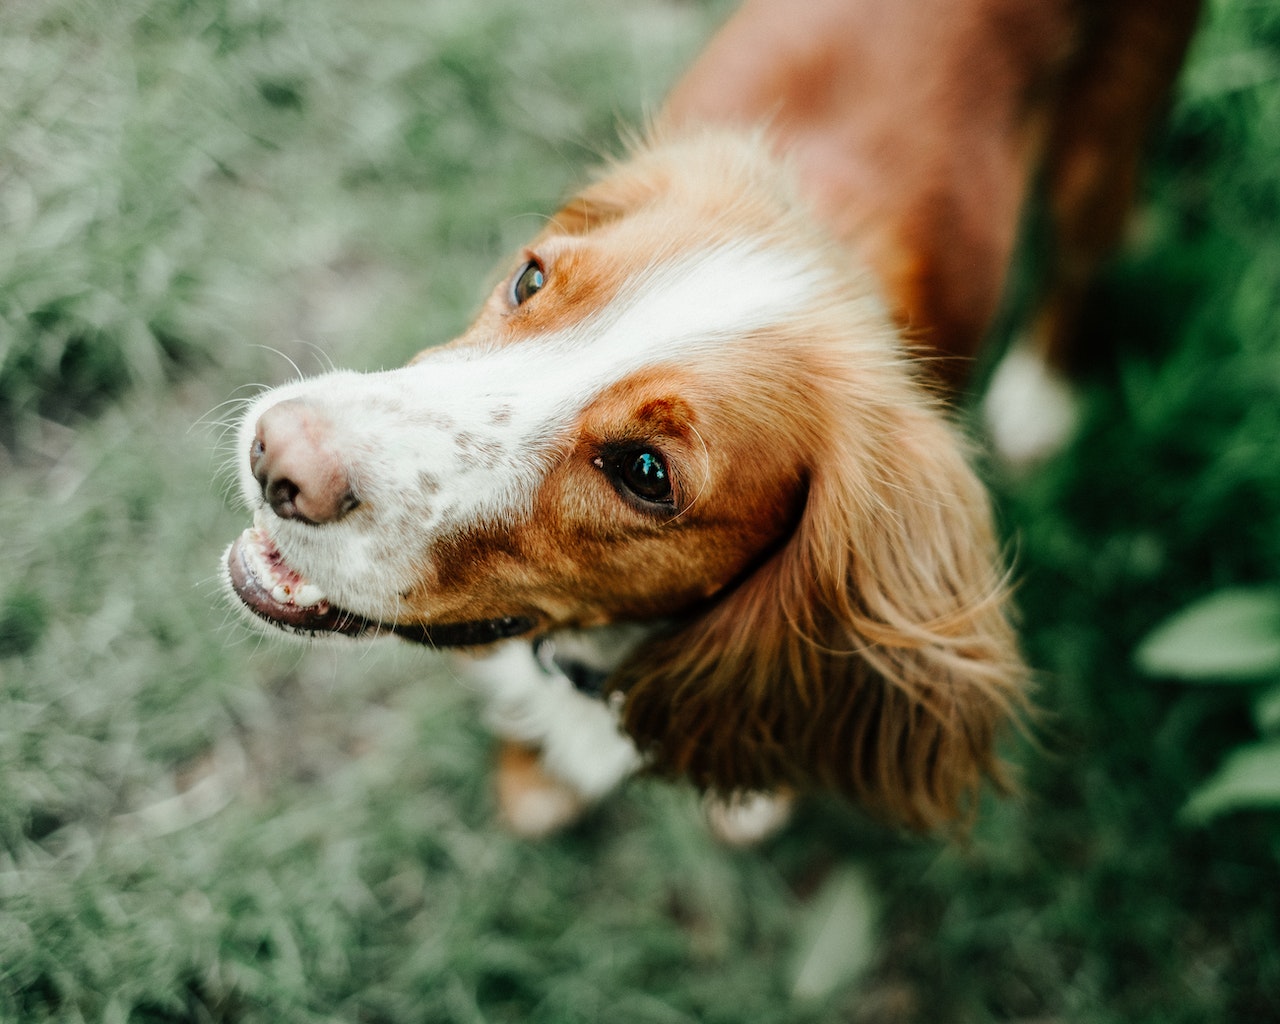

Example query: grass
[2,0,1279,1020]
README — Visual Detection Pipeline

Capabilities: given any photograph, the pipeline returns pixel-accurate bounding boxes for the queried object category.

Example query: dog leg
[495,739,591,838]
[459,638,642,836]
[986,0,1200,469]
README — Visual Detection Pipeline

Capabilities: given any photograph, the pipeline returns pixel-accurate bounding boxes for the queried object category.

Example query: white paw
[499,775,589,838]
[704,790,795,846]
[982,342,1080,469]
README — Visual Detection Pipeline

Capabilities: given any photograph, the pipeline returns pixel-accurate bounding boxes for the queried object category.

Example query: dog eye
[511,259,545,306]
[618,449,672,504]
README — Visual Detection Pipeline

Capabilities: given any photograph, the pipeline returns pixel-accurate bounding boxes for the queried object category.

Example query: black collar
[392,615,535,647]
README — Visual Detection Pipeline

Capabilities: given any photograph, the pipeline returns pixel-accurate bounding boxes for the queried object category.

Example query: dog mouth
[225,520,371,638]
[224,518,536,647]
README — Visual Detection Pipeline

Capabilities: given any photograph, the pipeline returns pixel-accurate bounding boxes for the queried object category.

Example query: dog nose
[250,399,359,524]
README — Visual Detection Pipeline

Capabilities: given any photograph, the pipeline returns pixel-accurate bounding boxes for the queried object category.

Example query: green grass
[2,0,1280,1020]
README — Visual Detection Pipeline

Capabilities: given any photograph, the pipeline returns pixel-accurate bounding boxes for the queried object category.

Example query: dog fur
[221,0,1200,837]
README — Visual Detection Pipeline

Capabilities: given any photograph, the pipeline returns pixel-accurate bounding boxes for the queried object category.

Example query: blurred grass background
[1,0,1279,1020]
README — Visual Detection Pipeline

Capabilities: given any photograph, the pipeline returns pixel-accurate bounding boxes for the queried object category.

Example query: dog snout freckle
[250,399,359,525]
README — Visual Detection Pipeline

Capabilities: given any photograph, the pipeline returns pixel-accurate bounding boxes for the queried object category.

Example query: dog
[221,0,1199,839]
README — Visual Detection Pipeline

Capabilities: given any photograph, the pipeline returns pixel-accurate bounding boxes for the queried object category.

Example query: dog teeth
[293,583,326,608]
[242,519,329,609]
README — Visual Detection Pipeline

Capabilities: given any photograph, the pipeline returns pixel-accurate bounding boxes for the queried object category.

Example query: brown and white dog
[221,0,1199,838]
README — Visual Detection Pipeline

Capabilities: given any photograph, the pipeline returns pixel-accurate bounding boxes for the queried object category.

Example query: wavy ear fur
[614,364,1026,831]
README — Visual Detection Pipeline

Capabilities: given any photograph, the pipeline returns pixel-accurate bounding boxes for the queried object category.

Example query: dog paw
[982,341,1080,470]
[704,790,795,846]
[495,740,590,838]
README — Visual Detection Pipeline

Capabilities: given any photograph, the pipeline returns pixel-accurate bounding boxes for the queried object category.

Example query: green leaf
[1182,741,1280,824]
[790,865,877,1001]
[1135,588,1280,681]
[1254,683,1280,735]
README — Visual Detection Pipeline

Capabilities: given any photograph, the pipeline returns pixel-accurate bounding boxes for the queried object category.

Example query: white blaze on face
[237,241,837,617]
[407,241,838,513]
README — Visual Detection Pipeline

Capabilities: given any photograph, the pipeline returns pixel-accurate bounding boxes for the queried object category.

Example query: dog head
[223,130,1025,827]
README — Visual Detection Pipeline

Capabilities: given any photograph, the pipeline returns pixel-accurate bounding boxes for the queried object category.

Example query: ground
[2,0,1280,1021]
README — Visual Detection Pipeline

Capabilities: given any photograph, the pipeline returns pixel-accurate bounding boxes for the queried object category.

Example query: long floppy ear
[613,383,1027,831]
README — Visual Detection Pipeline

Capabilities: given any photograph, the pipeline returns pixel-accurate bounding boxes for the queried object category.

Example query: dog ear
[614,383,1027,830]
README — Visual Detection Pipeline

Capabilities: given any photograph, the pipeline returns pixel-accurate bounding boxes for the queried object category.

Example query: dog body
[666,0,1200,462]
[667,0,1202,371]
[222,0,1199,836]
